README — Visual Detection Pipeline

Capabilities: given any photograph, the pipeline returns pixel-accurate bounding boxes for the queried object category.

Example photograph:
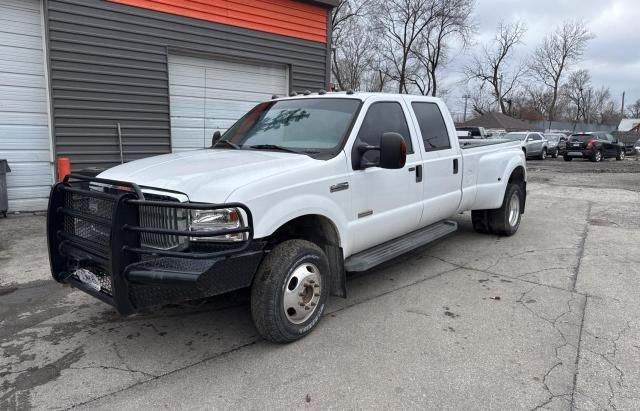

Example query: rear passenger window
[411,102,451,151]
[355,102,413,164]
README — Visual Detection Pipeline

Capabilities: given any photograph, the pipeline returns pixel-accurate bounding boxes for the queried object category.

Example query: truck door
[348,99,423,254]
[409,101,463,227]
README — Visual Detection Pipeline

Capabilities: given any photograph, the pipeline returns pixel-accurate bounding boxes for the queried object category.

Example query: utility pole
[463,94,470,122]
[587,89,592,124]
[621,91,626,117]
[497,73,504,113]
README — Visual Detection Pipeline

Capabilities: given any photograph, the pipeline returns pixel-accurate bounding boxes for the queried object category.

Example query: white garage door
[0,0,52,211]
[168,54,288,152]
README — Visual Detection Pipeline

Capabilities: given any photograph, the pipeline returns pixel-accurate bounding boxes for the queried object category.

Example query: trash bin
[0,159,10,218]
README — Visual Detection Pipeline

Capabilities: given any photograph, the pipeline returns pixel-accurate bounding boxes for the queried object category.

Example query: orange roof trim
[109,0,329,43]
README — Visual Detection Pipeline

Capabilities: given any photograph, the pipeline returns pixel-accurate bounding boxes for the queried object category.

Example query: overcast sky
[443,0,639,116]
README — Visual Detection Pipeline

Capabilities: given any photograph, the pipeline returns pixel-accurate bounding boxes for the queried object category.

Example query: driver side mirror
[358,132,407,170]
[211,130,222,147]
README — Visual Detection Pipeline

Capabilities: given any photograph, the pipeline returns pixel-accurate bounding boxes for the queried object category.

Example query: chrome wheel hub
[282,263,321,324]
[508,192,520,227]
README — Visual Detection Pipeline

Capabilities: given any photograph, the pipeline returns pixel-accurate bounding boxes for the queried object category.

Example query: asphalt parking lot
[1,157,639,410]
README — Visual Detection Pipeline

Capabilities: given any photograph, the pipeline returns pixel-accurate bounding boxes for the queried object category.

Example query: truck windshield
[214,98,361,154]
[503,132,527,141]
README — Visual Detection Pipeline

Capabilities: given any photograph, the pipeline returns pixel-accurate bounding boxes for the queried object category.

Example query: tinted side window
[411,102,451,151]
[530,134,542,141]
[355,102,412,164]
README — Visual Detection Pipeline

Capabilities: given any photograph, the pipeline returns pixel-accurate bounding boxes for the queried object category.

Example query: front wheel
[616,149,625,161]
[251,239,329,343]
[488,184,523,236]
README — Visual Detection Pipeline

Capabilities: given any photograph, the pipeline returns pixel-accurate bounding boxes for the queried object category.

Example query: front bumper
[47,174,264,314]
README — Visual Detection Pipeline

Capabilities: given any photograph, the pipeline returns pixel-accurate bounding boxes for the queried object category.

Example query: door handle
[408,165,422,182]
[453,159,459,174]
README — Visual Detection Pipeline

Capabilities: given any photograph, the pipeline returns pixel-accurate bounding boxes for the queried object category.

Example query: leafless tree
[530,20,593,121]
[627,99,640,118]
[563,69,591,121]
[331,0,370,41]
[562,69,613,124]
[331,0,371,90]
[466,21,527,114]
[466,82,493,116]
[411,0,474,97]
[332,20,376,91]
[372,0,441,93]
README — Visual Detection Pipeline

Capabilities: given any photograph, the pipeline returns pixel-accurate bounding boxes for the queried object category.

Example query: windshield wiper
[247,144,317,154]
[212,140,240,149]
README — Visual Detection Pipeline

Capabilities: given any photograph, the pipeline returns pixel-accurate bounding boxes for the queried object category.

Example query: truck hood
[98,149,315,202]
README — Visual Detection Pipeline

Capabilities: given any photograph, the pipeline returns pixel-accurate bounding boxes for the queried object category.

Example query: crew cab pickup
[47,93,527,343]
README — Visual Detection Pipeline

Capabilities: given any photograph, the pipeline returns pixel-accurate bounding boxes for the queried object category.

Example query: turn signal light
[586,139,596,148]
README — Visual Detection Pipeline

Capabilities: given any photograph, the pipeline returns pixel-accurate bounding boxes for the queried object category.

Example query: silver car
[504,132,549,160]
[543,133,567,158]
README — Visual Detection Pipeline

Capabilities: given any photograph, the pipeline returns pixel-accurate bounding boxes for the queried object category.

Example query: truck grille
[139,198,188,250]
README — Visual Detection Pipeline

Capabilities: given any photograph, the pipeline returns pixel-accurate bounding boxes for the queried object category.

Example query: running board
[344,220,458,272]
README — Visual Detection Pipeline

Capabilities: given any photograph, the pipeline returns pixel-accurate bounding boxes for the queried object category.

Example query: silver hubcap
[508,192,520,227]
[620,151,625,159]
[542,150,546,159]
[595,151,602,161]
[282,263,322,324]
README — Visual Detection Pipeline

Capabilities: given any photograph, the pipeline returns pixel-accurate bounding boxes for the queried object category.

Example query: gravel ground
[1,157,639,410]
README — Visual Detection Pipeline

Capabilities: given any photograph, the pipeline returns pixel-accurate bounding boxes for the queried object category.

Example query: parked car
[486,128,507,138]
[543,133,568,158]
[456,126,489,139]
[559,132,625,162]
[47,93,527,343]
[503,131,549,159]
[635,138,640,154]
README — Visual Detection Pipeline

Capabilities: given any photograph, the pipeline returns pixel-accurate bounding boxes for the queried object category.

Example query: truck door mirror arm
[211,131,222,147]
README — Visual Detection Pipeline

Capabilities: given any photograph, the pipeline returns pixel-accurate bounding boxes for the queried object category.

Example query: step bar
[344,220,458,272]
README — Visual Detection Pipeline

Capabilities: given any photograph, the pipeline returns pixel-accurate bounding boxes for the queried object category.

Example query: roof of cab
[271,91,443,104]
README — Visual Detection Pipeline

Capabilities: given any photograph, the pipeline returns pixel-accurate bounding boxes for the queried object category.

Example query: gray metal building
[0,0,335,211]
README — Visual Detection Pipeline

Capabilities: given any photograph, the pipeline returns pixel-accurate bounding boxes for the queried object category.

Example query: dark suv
[559,132,625,162]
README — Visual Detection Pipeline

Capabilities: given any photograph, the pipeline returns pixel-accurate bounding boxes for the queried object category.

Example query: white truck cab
[47,93,526,343]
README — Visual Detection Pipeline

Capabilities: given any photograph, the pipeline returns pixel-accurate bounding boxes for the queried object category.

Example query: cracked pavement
[1,158,639,410]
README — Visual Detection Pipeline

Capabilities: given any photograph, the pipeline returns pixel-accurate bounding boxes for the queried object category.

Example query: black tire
[251,239,329,343]
[563,156,573,161]
[616,149,625,161]
[592,149,603,162]
[488,184,523,236]
[471,210,492,234]
[539,148,547,160]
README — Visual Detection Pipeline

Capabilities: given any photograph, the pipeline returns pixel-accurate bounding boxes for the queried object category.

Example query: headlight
[189,208,246,242]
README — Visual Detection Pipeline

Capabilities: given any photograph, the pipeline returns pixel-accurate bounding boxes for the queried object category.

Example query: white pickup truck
[47,93,526,343]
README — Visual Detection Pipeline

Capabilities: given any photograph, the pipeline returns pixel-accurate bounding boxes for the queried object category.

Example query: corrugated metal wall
[46,0,330,170]
[0,0,53,211]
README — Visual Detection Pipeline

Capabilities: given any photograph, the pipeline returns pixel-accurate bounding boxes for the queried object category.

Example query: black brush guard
[47,174,264,314]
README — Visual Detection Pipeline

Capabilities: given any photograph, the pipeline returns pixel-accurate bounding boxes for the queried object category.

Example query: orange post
[57,157,71,182]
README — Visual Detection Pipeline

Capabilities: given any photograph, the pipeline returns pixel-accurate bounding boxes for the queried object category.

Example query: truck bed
[459,139,514,149]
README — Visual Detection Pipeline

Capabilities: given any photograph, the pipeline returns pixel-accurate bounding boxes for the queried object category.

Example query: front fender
[245,193,349,246]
